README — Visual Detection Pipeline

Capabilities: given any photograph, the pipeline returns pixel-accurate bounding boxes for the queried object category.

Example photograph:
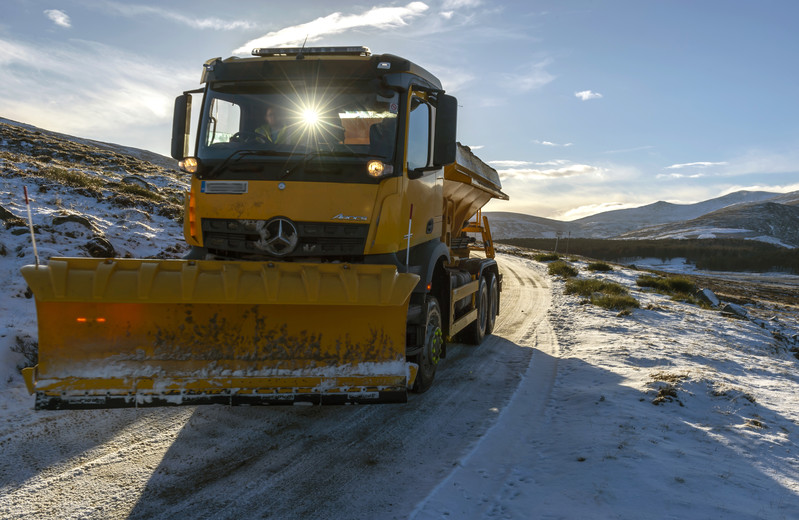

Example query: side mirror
[433,94,457,167]
[171,94,192,160]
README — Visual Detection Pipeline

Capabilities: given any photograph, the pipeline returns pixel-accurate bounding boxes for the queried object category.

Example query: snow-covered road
[0,254,554,519]
[3,251,799,519]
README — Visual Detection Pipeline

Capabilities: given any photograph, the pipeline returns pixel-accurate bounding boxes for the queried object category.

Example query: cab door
[403,90,443,251]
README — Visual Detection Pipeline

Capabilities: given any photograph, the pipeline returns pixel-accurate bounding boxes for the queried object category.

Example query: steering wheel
[229,131,263,144]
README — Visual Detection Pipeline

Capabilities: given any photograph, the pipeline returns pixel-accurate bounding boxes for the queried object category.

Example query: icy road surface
[3,252,799,519]
[0,253,554,519]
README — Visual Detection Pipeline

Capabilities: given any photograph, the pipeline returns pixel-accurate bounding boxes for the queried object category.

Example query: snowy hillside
[487,189,799,245]
[478,211,569,239]
[618,201,799,247]
[0,118,188,387]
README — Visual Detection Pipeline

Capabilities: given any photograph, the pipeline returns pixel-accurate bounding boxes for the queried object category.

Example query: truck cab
[172,46,457,274]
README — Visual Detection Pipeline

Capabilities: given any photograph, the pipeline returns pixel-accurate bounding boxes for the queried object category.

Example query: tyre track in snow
[411,255,560,519]
[0,254,553,520]
[126,253,553,520]
[0,408,193,519]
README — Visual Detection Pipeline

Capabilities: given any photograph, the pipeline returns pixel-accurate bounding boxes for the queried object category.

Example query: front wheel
[412,297,444,393]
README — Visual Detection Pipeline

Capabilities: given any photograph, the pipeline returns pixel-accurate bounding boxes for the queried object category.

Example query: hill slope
[618,202,799,247]
[487,190,799,246]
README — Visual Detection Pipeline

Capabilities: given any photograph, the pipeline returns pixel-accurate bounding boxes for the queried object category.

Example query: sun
[302,108,319,126]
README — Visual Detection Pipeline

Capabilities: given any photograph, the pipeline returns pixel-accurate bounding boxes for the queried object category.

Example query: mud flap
[21,258,419,409]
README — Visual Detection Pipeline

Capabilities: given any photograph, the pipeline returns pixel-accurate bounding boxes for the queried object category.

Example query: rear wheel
[462,276,488,345]
[485,273,499,335]
[412,297,444,393]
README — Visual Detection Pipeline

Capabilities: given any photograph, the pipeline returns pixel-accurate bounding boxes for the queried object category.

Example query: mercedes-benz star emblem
[255,217,298,256]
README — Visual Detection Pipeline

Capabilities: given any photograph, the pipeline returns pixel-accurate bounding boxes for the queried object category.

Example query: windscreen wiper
[201,149,293,179]
[280,150,379,180]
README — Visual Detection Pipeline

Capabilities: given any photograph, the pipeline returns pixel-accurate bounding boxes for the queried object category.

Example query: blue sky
[2,1,798,219]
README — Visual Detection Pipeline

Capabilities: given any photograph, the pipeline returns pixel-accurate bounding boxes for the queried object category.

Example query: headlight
[367,160,393,178]
[178,157,199,174]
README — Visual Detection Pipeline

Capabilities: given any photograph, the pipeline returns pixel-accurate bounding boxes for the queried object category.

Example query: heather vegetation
[501,238,799,273]
[548,260,578,278]
[564,278,639,311]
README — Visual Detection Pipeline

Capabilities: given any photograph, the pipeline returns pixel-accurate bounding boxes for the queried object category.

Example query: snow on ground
[0,121,188,393]
[413,249,799,519]
[2,120,799,517]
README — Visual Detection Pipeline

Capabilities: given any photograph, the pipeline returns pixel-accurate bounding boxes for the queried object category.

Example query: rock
[694,288,720,307]
[721,303,748,319]
[0,204,26,228]
[84,236,116,258]
[52,213,95,230]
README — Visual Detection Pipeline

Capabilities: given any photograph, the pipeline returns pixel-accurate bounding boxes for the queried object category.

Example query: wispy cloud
[557,202,642,221]
[656,172,707,180]
[44,9,71,28]
[504,59,555,91]
[490,160,533,168]
[427,64,475,94]
[666,161,727,169]
[232,2,429,54]
[0,37,195,153]
[489,159,569,168]
[100,1,255,30]
[575,90,602,101]
[719,182,799,196]
[497,163,604,180]
[442,0,483,7]
[533,139,572,147]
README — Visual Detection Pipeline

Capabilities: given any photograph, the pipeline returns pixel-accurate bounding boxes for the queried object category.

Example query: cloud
[442,0,482,8]
[0,37,195,154]
[426,64,475,93]
[44,9,71,28]
[575,90,602,101]
[656,173,707,180]
[99,1,255,30]
[504,59,555,92]
[497,163,604,180]
[666,161,727,169]
[557,202,642,221]
[533,139,573,147]
[490,160,533,168]
[718,182,799,196]
[232,2,429,54]
[489,159,570,168]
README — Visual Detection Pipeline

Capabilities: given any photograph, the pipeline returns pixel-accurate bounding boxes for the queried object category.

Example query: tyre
[412,296,444,393]
[485,273,499,335]
[462,276,488,345]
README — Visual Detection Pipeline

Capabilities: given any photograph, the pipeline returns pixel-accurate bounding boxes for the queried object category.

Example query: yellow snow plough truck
[21,46,508,409]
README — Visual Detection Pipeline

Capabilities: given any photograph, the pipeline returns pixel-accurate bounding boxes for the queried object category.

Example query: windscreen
[198,81,399,161]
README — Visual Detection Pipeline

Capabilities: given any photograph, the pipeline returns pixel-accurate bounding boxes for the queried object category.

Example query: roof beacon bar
[252,46,371,57]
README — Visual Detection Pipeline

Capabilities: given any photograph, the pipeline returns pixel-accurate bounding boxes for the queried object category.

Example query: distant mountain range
[486,190,799,248]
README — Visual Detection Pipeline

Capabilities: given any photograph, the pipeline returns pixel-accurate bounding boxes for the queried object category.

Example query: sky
[2,0,798,220]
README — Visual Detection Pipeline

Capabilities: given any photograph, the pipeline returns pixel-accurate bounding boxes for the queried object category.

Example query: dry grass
[548,260,578,278]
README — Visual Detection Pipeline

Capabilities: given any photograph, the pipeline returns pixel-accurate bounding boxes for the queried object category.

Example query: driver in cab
[255,105,290,144]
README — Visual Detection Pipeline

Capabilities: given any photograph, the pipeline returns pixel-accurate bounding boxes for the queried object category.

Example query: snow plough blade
[20,258,419,409]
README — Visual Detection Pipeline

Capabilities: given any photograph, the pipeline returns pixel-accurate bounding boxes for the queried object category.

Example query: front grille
[202,218,369,258]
